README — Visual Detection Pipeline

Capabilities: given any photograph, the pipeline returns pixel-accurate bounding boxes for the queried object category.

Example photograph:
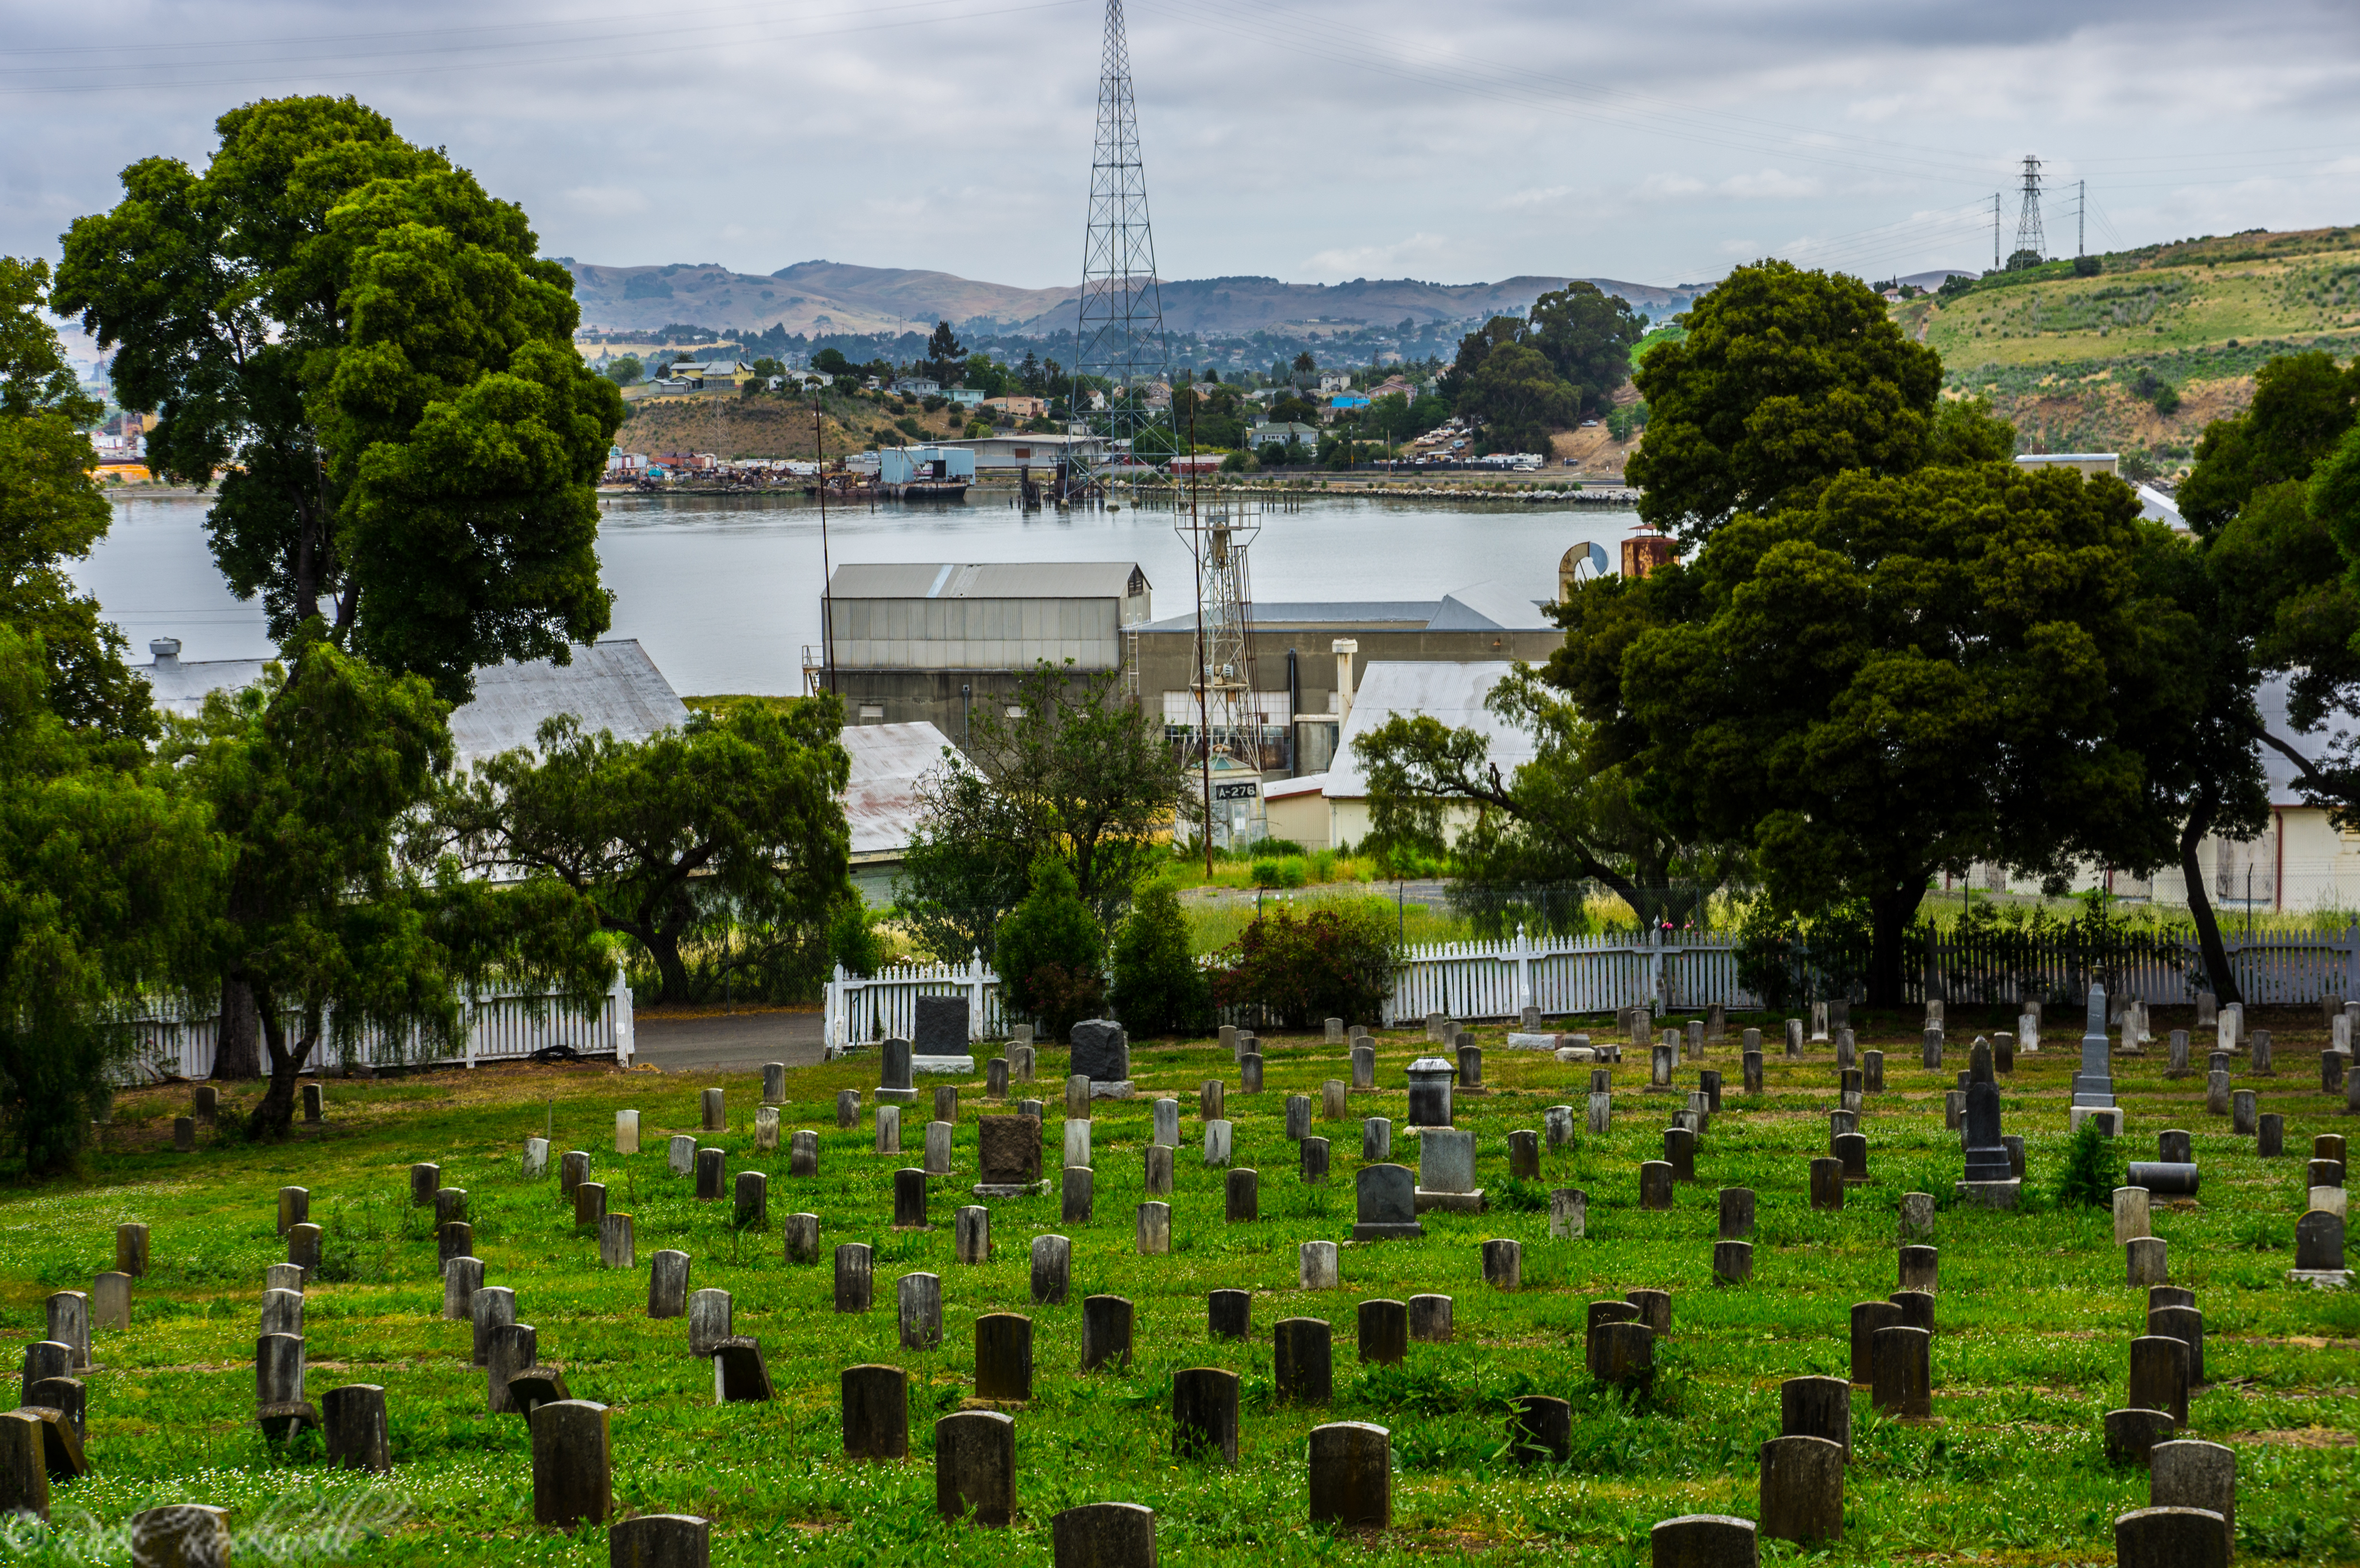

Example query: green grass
[11,1007,2360,1565]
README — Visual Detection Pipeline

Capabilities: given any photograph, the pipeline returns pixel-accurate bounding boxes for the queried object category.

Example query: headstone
[300,1083,324,1124]
[1809,1158,1844,1210]
[840,1365,909,1460]
[701,1087,726,1131]
[1590,1322,1654,1388]
[975,1114,1043,1194]
[686,1288,734,1355]
[128,1507,232,1568]
[1849,1301,1902,1384]
[784,1213,821,1264]
[1664,1126,1696,1183]
[486,1323,536,1414]
[1781,1374,1851,1461]
[878,1038,916,1104]
[575,1183,608,1231]
[611,1515,711,1568]
[1589,1090,1614,1133]
[1758,1434,1844,1544]
[1061,1165,1093,1225]
[1171,1367,1241,1463]
[1240,1054,1264,1093]
[1869,1325,1930,1416]
[1070,1020,1131,1091]
[1415,1127,1481,1211]
[2231,1090,2257,1134]
[987,1058,1009,1099]
[935,1409,1017,1523]
[837,1090,860,1128]
[694,1148,725,1200]
[2149,1304,2205,1386]
[648,1251,690,1318]
[2259,1114,2284,1156]
[1408,1294,1453,1344]
[1273,1318,1333,1403]
[835,1243,874,1312]
[1836,1133,1869,1185]
[2105,1407,2179,1469]
[1481,1238,1522,1290]
[1363,1116,1394,1162]
[1207,1289,1250,1340]
[1226,1167,1260,1222]
[439,1261,479,1324]
[734,1171,768,1231]
[2149,1441,2236,1563]
[974,1313,1033,1401]
[1649,1517,1758,1566]
[1051,1503,1155,1568]
[1352,1045,1376,1091]
[295,1222,329,1271]
[1136,1200,1171,1255]
[1640,1160,1675,1211]
[1863,1050,1884,1091]
[1283,1094,1311,1141]
[911,992,967,1053]
[1203,1118,1234,1167]
[1081,1294,1135,1371]
[1405,1057,1455,1127]
[1031,1235,1070,1305]
[1307,1421,1391,1527]
[898,1272,943,1350]
[1550,1187,1588,1239]
[876,1105,901,1154]
[2206,1071,2231,1115]
[115,1223,148,1278]
[2294,1210,2345,1273]
[1299,1240,1340,1290]
[2127,1237,2170,1286]
[471,1286,516,1369]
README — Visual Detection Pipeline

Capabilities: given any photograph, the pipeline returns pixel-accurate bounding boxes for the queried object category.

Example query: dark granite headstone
[1069,1020,1130,1083]
[914,997,969,1054]
[977,1115,1042,1186]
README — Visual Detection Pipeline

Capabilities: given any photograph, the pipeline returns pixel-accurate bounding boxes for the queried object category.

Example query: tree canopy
[1524,281,1649,415]
[0,257,153,738]
[1626,260,1944,542]
[55,95,625,706]
[1567,461,2196,1003]
[2176,351,2360,534]
[421,695,854,1006]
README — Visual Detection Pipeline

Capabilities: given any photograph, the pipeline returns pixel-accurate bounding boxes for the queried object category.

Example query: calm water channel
[75,490,1640,696]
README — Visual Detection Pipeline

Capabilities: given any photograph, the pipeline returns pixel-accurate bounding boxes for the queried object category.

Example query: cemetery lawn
[10,1014,2360,1567]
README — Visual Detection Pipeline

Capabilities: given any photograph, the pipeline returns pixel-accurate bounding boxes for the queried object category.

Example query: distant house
[605,447,646,478]
[946,386,984,407]
[928,432,1109,474]
[1246,421,1321,452]
[651,451,717,472]
[670,360,751,389]
[134,638,690,772]
[894,377,942,397]
[1318,374,1352,394]
[1370,377,1417,404]
[1328,392,1371,412]
[983,395,1048,418]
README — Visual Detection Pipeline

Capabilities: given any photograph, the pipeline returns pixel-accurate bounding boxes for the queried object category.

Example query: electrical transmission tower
[1073,0,1171,484]
[2009,155,2046,270]
[1175,483,1265,856]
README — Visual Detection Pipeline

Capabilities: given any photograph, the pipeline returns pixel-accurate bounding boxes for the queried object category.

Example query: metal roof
[1322,661,1532,799]
[449,641,688,769]
[1135,600,1439,633]
[132,639,689,771]
[827,562,1146,600]
[840,721,961,859]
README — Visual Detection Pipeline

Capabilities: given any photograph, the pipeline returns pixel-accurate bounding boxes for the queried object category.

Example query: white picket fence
[120,967,636,1080]
[823,930,1753,1043]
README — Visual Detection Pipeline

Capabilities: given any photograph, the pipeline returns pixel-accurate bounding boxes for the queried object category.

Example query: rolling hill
[558,257,1701,338]
[1895,223,2360,463]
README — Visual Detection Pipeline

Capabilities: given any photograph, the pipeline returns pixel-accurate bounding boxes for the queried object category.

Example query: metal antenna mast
[2010,155,2045,268]
[1074,0,1171,486]
[1992,193,2001,272]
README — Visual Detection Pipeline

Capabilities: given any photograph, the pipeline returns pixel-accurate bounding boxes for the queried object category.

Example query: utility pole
[1992,193,2001,272]
[2078,178,2087,258]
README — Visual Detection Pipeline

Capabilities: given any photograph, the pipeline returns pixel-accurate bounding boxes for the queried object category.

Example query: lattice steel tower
[2010,154,2046,269]
[1074,0,1171,462]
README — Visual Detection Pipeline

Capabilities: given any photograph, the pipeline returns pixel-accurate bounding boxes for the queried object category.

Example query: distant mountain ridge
[559,257,1702,338]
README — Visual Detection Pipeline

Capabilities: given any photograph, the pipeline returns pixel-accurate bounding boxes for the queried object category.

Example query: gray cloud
[5,0,2356,296]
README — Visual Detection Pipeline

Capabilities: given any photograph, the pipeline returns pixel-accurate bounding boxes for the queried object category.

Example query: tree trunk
[2179,804,2241,1005]
[1865,884,1921,1008]
[244,993,315,1141]
[213,976,261,1079]
[648,933,691,1006]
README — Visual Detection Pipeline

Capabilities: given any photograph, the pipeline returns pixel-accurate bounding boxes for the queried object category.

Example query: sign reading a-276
[1213,781,1259,801]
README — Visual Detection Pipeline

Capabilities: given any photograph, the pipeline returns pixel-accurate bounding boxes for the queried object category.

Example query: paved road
[633,1011,824,1072]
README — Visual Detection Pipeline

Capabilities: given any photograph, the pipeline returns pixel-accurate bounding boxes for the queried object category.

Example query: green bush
[828,901,885,977]
[995,854,1106,1039]
[1249,857,1308,888]
[1107,882,1211,1037]
[1212,901,1398,1029]
[2053,1116,2125,1208]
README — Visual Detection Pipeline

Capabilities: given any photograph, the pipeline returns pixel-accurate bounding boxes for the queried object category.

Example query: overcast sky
[8,0,2359,295]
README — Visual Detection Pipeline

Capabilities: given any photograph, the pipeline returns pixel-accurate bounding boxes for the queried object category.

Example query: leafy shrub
[1250,858,1307,888]
[995,855,1106,1039]
[2053,1117,2124,1208]
[829,901,885,977]
[1734,894,1875,1014]
[1108,882,1210,1037]
[1212,902,1398,1029]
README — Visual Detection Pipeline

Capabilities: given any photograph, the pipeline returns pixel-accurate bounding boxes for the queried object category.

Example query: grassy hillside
[12,1012,2357,1565]
[1894,224,2360,464]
